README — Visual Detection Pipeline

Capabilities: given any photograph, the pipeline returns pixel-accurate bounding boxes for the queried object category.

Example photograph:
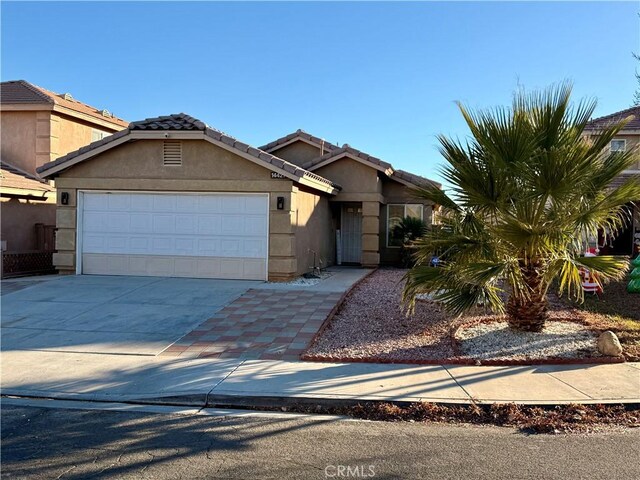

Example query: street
[1,402,638,479]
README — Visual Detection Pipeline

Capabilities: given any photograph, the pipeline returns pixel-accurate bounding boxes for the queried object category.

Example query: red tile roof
[1,80,128,129]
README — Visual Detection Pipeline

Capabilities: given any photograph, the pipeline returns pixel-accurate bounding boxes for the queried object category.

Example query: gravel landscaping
[305,268,632,364]
[455,320,598,360]
[306,268,455,362]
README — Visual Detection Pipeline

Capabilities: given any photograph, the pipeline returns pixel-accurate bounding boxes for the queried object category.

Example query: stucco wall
[52,139,301,280]
[611,134,640,170]
[269,141,322,167]
[0,197,56,251]
[0,111,40,174]
[51,114,115,161]
[293,186,335,275]
[314,158,381,198]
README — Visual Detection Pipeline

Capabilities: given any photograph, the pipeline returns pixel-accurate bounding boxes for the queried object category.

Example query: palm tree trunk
[506,261,549,332]
[506,293,548,332]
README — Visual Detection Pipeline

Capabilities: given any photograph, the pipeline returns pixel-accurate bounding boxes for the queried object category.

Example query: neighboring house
[0,80,128,276]
[583,106,640,257]
[37,113,439,281]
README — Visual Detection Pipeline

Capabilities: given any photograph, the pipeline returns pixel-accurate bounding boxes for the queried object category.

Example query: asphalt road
[1,403,638,480]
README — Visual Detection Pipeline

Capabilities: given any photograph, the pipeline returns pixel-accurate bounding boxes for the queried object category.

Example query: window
[387,203,424,247]
[610,139,626,152]
[91,129,110,142]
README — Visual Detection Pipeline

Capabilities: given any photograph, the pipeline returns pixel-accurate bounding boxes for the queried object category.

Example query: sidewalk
[2,349,638,407]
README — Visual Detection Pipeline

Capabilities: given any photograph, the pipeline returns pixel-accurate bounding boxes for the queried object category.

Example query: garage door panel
[244,216,267,235]
[106,236,128,251]
[82,253,266,280]
[130,237,150,252]
[175,215,197,233]
[243,239,265,256]
[197,215,221,234]
[81,193,268,280]
[130,214,152,232]
[84,193,109,210]
[176,195,198,212]
[152,214,176,234]
[153,195,176,212]
[221,196,245,214]
[107,194,131,211]
[106,213,130,232]
[83,234,105,251]
[245,196,267,214]
[197,196,221,212]
[131,194,153,212]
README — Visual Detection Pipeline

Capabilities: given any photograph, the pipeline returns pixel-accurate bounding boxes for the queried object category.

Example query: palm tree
[403,83,640,332]
[391,216,428,267]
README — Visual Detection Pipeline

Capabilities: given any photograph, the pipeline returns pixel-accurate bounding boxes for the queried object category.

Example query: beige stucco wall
[0,197,56,251]
[1,110,124,175]
[51,114,115,161]
[52,139,303,280]
[0,111,40,174]
[611,134,640,170]
[269,141,323,167]
[293,186,335,274]
[314,158,381,200]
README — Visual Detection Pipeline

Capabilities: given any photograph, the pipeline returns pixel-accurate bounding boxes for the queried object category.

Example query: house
[36,113,439,281]
[583,105,640,257]
[0,80,128,276]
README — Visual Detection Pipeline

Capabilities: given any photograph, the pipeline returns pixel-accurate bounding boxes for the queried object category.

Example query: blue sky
[2,1,638,184]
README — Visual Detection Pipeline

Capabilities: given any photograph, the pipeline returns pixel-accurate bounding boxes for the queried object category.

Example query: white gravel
[456,321,600,360]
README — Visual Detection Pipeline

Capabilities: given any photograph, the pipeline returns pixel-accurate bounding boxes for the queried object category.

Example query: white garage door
[79,192,269,280]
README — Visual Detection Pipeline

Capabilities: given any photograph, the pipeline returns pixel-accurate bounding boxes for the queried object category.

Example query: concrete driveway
[1,275,258,355]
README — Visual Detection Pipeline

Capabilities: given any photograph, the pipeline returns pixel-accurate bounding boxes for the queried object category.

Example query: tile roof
[392,169,440,188]
[1,80,128,129]
[259,129,341,153]
[301,144,441,189]
[130,113,207,131]
[585,106,640,131]
[302,144,393,172]
[36,113,341,193]
[610,173,640,191]
[1,160,53,193]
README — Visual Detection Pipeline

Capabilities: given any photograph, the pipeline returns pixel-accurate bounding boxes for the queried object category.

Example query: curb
[298,353,626,367]
[4,392,639,410]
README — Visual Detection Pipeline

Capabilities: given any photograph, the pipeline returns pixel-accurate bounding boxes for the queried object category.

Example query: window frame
[91,129,110,143]
[386,203,424,248]
[610,139,626,153]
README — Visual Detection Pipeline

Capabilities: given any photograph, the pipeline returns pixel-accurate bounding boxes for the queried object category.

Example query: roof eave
[37,128,339,195]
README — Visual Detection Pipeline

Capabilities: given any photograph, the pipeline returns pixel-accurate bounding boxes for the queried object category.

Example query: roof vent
[61,93,73,101]
[163,140,182,166]
[100,109,112,118]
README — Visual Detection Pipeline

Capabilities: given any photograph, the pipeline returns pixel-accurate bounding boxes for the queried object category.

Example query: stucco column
[361,201,380,266]
[268,189,298,281]
[53,188,77,275]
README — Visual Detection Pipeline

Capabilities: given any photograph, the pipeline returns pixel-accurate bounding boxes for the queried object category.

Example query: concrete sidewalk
[2,349,638,406]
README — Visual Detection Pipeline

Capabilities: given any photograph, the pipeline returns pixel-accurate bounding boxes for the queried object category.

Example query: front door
[341,204,362,264]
